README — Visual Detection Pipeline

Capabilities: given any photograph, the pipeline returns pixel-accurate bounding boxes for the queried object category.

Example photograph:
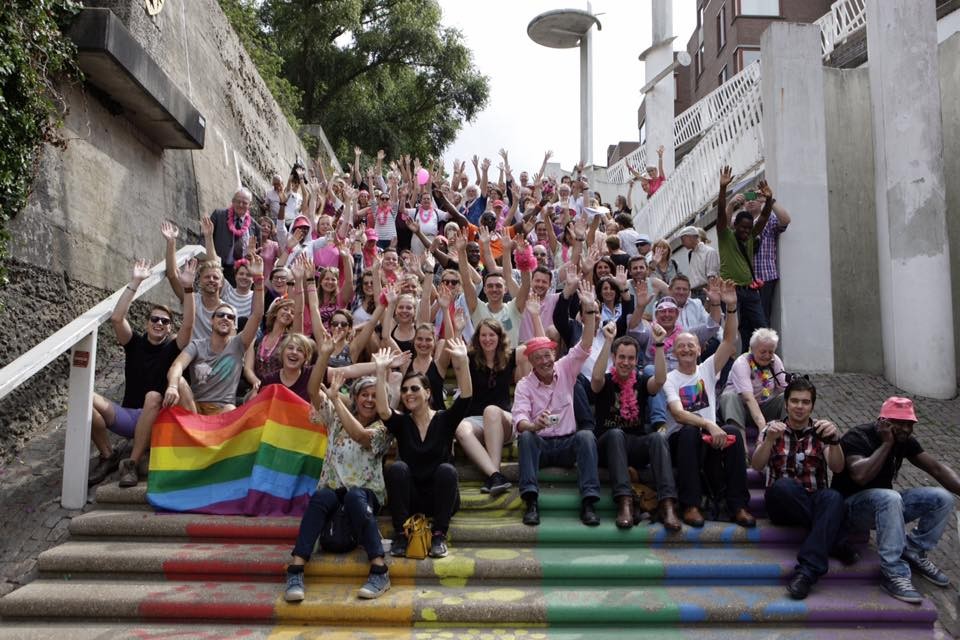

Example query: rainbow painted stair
[0,454,938,639]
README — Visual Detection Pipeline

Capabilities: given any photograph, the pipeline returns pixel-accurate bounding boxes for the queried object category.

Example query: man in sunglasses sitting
[163,255,266,416]
[88,255,197,486]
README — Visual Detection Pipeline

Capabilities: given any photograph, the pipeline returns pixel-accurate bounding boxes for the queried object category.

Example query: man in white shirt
[678,226,719,302]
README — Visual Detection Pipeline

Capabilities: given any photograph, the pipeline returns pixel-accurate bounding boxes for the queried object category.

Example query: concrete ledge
[69,8,205,149]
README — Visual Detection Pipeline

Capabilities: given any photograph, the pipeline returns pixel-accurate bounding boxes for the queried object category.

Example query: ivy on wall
[0,0,81,284]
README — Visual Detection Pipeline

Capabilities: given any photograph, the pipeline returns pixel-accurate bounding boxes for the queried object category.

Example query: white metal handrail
[815,0,866,58]
[0,245,205,509]
[638,72,765,241]
[606,62,761,184]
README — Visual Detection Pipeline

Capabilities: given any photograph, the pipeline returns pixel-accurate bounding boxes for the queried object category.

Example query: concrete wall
[939,32,960,382]
[7,0,313,291]
[823,66,883,374]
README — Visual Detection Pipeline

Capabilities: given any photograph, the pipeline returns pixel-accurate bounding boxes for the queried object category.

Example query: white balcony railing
[640,69,765,242]
[815,0,867,58]
[607,61,761,185]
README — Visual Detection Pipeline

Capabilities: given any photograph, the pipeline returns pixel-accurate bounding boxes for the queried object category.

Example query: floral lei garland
[609,365,640,422]
[748,353,777,399]
[226,207,251,238]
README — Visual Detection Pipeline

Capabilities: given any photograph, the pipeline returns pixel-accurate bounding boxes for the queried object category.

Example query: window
[718,65,729,86]
[696,43,705,77]
[698,4,705,44]
[736,0,779,16]
[716,5,727,52]
[639,121,646,145]
[736,47,761,72]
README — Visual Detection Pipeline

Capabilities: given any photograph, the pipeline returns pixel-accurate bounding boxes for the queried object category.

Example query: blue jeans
[642,365,668,427]
[765,479,846,579]
[291,486,384,562]
[845,487,955,578]
[573,375,596,432]
[518,430,600,501]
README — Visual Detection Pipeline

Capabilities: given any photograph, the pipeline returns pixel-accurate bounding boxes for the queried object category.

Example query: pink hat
[364,228,378,242]
[879,397,918,423]
[292,215,311,230]
[524,336,557,356]
[492,199,506,209]
[655,296,679,312]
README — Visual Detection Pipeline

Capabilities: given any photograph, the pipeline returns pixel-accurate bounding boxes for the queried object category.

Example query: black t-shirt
[261,366,313,403]
[385,396,470,484]
[595,370,652,438]
[121,333,182,408]
[465,351,517,415]
[831,422,924,498]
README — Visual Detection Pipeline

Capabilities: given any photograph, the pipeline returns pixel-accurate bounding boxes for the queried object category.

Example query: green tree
[262,0,489,162]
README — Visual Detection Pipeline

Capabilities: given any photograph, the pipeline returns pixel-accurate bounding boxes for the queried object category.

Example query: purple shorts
[108,404,142,438]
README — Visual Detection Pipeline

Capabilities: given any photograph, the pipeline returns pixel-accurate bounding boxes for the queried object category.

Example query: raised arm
[372,348,395,421]
[200,214,218,265]
[657,145,666,180]
[112,259,152,346]
[711,279,740,375]
[456,233,478,314]
[577,280,598,354]
[445,337,472,400]
[174,259,198,349]
[590,322,617,393]
[751,180,774,237]
[647,322,667,393]
[162,221,185,304]
[239,254,265,349]
[716,165,733,233]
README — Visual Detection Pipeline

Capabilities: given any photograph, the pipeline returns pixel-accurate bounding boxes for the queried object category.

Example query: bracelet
[654,342,665,348]
[126,285,138,293]
[293,288,303,294]
[726,306,738,313]
[252,275,265,282]
[306,286,317,292]
[167,385,177,390]
[709,302,721,307]
[575,236,586,242]
[583,310,597,315]
[183,287,194,294]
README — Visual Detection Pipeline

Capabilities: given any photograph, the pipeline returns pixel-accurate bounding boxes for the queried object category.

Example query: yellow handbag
[402,513,431,560]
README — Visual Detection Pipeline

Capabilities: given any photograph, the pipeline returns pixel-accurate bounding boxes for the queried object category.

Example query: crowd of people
[91,148,959,607]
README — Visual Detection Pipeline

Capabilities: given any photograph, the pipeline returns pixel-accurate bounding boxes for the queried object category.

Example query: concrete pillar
[643,0,675,176]
[867,0,956,398]
[760,23,834,372]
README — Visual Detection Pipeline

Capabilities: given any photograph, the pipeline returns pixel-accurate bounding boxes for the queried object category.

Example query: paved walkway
[1,370,958,637]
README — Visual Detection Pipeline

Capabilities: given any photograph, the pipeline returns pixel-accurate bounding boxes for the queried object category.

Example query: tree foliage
[259,0,489,163]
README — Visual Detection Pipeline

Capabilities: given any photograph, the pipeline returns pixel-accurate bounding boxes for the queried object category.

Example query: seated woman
[718,328,787,439]
[283,369,395,603]
[260,333,314,401]
[374,340,471,559]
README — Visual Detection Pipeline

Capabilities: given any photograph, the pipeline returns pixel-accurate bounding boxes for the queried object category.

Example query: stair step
[69,510,814,546]
[0,580,937,625]
[0,622,937,640]
[37,540,880,583]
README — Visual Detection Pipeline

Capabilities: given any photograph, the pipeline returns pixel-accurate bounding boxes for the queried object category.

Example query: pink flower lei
[226,207,252,238]
[609,365,640,422]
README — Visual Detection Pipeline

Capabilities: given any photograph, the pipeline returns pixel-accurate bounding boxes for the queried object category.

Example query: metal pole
[580,18,594,165]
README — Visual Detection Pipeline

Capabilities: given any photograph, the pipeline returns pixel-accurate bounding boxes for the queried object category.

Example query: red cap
[292,215,311,230]
[524,336,557,356]
[879,397,917,422]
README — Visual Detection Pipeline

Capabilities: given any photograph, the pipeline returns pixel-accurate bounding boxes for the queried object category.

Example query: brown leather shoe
[733,507,756,528]
[659,498,682,532]
[682,505,705,528]
[615,495,634,529]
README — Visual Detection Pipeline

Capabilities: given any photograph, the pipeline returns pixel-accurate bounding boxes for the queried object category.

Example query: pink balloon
[416,168,430,185]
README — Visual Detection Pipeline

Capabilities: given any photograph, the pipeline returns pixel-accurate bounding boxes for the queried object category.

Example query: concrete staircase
[0,445,939,639]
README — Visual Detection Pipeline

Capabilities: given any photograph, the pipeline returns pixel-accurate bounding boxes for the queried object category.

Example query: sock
[287,564,305,575]
[370,563,388,575]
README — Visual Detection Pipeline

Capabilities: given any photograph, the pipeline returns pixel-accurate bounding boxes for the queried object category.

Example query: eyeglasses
[442,279,461,286]
[400,384,423,394]
[330,320,350,328]
[533,252,548,257]
[214,311,236,320]
[149,316,172,326]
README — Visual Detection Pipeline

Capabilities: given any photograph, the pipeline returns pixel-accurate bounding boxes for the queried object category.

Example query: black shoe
[428,533,448,558]
[580,499,600,527]
[830,542,861,567]
[390,534,408,558]
[786,572,814,600]
[88,449,122,486]
[482,472,512,497]
[522,498,540,526]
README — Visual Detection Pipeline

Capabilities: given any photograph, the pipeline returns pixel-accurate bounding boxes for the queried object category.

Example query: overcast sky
[439,1,697,177]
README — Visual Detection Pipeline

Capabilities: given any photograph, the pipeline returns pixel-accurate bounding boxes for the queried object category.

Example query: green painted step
[35,540,881,583]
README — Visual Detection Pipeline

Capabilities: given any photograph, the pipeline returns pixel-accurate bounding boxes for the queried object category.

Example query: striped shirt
[754,213,786,282]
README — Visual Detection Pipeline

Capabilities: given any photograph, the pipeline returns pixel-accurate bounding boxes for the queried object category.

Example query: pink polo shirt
[518,291,559,344]
[512,342,590,438]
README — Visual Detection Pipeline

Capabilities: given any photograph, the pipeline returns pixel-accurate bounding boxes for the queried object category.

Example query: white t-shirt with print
[663,355,718,437]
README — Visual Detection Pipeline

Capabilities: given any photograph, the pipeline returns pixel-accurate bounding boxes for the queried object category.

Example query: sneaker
[902,548,950,587]
[88,449,122,486]
[357,569,391,599]
[284,571,305,602]
[117,459,139,488]
[390,534,408,558]
[429,533,448,558]
[482,472,511,497]
[881,574,923,604]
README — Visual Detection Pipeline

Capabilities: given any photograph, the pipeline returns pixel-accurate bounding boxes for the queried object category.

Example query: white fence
[0,246,205,509]
[815,0,867,58]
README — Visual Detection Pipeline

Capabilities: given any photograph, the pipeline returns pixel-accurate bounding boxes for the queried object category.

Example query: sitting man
[590,323,681,531]
[163,255,265,415]
[719,327,787,440]
[513,281,600,527]
[89,255,196,485]
[832,397,960,604]
[663,279,754,528]
[751,377,847,600]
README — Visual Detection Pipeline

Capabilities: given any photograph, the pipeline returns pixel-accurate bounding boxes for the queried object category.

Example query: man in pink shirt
[514,281,600,527]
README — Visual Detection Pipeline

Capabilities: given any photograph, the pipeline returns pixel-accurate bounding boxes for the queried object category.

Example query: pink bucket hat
[879,397,917,423]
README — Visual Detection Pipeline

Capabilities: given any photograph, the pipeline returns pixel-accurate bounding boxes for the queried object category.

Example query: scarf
[609,365,640,422]
[748,353,777,400]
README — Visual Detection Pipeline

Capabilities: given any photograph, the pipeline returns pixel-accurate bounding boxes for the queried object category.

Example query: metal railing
[815,0,867,58]
[0,245,205,509]
[640,70,765,242]
[606,61,762,185]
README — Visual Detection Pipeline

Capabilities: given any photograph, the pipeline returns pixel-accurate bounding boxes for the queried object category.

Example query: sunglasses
[214,311,236,320]
[533,252,548,257]
[330,320,350,328]
[400,384,423,394]
[149,316,172,326]
[441,279,461,286]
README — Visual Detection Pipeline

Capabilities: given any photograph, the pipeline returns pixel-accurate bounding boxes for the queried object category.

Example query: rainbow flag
[146,384,327,516]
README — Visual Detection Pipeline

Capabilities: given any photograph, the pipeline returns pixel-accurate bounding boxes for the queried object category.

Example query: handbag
[319,503,358,554]
[402,513,431,560]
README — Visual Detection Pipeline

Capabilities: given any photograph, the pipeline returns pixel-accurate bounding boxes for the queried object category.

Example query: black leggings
[385,461,460,535]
